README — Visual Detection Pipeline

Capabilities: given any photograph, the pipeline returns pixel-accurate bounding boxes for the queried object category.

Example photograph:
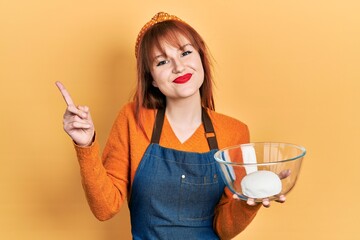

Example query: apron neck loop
[150,108,165,144]
[150,107,218,150]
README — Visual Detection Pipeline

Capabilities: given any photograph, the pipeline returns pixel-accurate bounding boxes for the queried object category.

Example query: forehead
[151,34,192,55]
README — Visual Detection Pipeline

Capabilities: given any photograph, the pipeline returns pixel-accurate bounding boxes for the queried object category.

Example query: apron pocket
[179,174,220,221]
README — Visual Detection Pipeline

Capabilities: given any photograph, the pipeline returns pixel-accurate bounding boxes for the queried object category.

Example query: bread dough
[241,170,282,198]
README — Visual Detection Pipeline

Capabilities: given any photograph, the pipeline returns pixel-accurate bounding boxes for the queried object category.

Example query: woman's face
[149,35,204,102]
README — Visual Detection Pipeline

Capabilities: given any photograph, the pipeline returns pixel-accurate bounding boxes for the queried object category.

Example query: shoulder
[113,102,156,139]
[208,109,248,131]
[207,109,250,148]
[116,102,155,121]
[111,102,135,126]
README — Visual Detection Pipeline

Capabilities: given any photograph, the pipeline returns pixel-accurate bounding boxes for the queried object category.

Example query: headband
[135,12,185,58]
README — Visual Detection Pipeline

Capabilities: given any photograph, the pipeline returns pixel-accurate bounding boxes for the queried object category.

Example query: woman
[56,12,274,239]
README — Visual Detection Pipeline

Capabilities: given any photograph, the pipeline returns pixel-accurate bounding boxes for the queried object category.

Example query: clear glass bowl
[214,142,306,202]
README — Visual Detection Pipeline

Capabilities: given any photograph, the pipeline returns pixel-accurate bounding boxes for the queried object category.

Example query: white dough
[241,170,282,198]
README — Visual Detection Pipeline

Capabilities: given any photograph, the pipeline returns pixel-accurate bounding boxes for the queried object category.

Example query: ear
[152,80,158,88]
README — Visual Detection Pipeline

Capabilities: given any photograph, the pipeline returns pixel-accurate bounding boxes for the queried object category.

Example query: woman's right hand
[55,81,95,147]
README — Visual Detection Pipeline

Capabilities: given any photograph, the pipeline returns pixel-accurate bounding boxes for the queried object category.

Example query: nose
[172,58,185,74]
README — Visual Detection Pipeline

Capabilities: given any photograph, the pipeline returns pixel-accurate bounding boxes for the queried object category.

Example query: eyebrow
[179,43,192,50]
[153,43,193,61]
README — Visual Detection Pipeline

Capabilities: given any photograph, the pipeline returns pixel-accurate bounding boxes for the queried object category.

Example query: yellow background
[1,0,359,239]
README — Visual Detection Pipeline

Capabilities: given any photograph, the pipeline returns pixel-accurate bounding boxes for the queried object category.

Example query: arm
[213,188,261,239]
[74,109,130,221]
[212,118,261,239]
[56,81,130,221]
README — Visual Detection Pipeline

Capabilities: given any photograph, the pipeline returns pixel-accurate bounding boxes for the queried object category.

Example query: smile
[173,73,192,84]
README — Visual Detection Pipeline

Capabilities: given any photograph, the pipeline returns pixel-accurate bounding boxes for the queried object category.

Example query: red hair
[133,20,215,128]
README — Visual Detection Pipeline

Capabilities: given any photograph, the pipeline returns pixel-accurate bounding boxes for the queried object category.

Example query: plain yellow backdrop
[1,0,359,239]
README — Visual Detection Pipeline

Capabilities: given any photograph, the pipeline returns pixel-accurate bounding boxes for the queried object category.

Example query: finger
[232,194,240,200]
[78,105,90,114]
[65,121,92,130]
[279,169,291,179]
[71,115,91,124]
[275,195,286,203]
[246,198,256,206]
[72,122,92,129]
[55,81,75,106]
[262,198,270,208]
[66,105,88,119]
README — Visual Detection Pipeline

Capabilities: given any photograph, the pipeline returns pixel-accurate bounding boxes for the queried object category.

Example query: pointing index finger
[55,81,75,106]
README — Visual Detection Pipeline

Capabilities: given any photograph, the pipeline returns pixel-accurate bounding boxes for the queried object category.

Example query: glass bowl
[214,142,306,202]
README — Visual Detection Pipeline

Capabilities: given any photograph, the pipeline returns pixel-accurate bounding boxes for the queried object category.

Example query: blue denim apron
[129,108,225,240]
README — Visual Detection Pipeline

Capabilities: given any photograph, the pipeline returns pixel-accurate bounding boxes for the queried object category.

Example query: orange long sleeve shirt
[74,102,260,239]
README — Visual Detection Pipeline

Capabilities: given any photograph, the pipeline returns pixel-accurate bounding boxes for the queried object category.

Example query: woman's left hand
[234,169,291,208]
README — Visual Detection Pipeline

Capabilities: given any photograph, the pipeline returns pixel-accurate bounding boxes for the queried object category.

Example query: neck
[165,95,202,128]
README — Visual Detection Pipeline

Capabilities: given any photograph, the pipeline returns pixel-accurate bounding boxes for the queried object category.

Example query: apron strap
[150,107,218,150]
[202,108,218,150]
[150,108,165,144]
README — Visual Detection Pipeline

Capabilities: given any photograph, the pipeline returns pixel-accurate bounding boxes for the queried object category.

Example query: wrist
[74,132,96,147]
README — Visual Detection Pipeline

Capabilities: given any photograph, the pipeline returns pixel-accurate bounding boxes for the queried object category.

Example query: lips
[173,73,192,84]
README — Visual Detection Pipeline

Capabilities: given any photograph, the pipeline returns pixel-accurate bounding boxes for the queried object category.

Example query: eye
[181,50,192,57]
[156,60,169,67]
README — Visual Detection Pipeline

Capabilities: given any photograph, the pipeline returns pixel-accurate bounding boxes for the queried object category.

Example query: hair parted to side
[133,16,215,128]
